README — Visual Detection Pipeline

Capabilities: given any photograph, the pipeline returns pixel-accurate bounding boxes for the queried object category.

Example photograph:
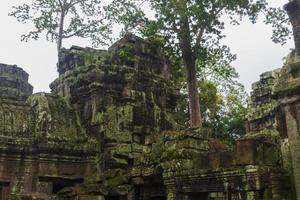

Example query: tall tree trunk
[179,32,202,128]
[178,0,202,128]
[183,51,202,128]
[57,12,65,60]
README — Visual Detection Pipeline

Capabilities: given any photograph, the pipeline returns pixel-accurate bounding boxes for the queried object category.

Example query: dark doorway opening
[105,195,127,200]
[188,193,209,200]
[149,197,166,200]
[106,196,120,200]
[39,176,83,194]
[52,183,75,194]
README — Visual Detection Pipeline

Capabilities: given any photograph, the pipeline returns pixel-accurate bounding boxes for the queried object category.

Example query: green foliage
[134,0,290,50]
[107,0,291,71]
[9,0,111,52]
[105,0,145,36]
[211,93,247,145]
[107,0,290,128]
[199,80,247,144]
[10,184,21,200]
[199,81,222,120]
[175,80,246,145]
[264,7,292,45]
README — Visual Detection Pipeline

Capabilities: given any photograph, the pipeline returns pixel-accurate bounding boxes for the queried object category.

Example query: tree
[199,80,247,146]
[108,0,289,128]
[154,25,248,142]
[9,0,111,59]
[173,78,247,145]
[172,51,247,144]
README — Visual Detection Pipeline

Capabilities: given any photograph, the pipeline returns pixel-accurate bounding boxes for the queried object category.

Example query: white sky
[0,0,294,93]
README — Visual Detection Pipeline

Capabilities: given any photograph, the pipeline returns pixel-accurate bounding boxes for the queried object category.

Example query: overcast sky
[0,0,294,93]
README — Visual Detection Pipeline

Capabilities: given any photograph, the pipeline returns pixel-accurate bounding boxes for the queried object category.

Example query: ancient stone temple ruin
[0,1,300,199]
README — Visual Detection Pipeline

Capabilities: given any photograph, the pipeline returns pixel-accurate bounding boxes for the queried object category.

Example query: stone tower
[0,63,33,102]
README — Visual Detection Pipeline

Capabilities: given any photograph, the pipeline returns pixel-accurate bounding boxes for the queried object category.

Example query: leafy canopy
[9,0,111,48]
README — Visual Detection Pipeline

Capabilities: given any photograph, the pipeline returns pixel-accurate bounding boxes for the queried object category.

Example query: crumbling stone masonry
[0,63,97,199]
[0,11,300,198]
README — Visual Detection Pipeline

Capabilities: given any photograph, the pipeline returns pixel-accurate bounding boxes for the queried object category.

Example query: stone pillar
[285,1,300,54]
[284,105,300,200]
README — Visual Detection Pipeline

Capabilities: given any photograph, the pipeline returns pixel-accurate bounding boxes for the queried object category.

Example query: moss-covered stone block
[78,195,105,200]
[161,159,194,171]
[165,138,210,151]
[106,175,128,189]
[235,138,280,166]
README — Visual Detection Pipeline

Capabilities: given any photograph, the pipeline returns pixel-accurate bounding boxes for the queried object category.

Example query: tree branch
[62,21,99,39]
[194,27,205,50]
[58,0,64,10]
[194,4,225,50]
[67,0,82,9]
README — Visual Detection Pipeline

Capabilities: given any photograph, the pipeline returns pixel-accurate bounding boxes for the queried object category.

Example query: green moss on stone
[106,175,128,189]
[245,128,280,142]
[246,100,279,121]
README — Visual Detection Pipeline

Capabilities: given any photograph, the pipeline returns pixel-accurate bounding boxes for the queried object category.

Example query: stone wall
[273,52,300,200]
[243,50,300,199]
[0,101,34,139]
[245,69,280,133]
[0,64,97,199]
